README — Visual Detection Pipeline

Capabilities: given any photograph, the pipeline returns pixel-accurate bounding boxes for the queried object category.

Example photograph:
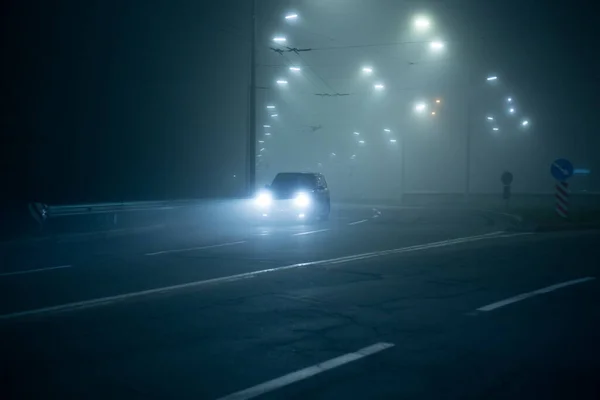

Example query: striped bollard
[555,181,569,218]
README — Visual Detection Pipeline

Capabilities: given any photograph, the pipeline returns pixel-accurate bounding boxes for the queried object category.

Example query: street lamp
[384,128,391,133]
[284,13,298,20]
[270,114,278,117]
[272,36,286,43]
[431,111,436,115]
[507,97,513,102]
[414,16,431,31]
[486,116,494,121]
[435,99,441,104]
[362,67,373,74]
[289,66,301,72]
[390,139,397,143]
[276,80,288,85]
[266,105,275,109]
[493,127,499,131]
[358,140,365,144]
[263,125,271,128]
[522,120,529,126]
[486,76,498,81]
[265,132,272,135]
[509,108,515,114]
[429,41,445,51]
[415,102,427,112]
[353,131,360,135]
[374,83,385,90]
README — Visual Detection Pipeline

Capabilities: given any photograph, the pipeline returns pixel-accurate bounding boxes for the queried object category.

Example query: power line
[310,39,433,51]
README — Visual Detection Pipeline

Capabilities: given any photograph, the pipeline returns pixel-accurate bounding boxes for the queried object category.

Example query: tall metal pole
[464,64,472,200]
[465,102,471,199]
[247,0,257,196]
[400,133,406,205]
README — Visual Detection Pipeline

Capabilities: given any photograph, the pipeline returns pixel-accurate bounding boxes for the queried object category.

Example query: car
[254,172,330,221]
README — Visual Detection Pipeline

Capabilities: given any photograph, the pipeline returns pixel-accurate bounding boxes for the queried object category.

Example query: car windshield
[271,173,317,191]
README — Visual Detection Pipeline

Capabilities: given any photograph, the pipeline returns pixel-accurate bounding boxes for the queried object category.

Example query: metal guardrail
[30,192,600,221]
[27,199,227,225]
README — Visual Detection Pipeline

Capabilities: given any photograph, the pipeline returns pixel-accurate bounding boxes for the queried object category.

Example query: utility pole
[246,0,257,196]
[464,62,473,201]
[400,133,406,205]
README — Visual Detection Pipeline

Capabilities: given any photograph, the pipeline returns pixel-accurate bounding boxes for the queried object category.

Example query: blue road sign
[550,158,574,181]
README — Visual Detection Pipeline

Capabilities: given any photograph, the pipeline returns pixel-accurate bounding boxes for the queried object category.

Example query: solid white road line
[216,342,394,400]
[145,241,246,256]
[0,231,525,320]
[348,219,369,226]
[476,277,596,312]
[0,265,72,277]
[292,229,330,236]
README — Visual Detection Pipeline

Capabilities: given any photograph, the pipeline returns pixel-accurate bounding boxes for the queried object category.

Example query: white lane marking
[216,342,394,400]
[476,277,596,312]
[0,231,525,320]
[145,241,246,256]
[0,265,72,277]
[348,219,368,226]
[292,229,329,236]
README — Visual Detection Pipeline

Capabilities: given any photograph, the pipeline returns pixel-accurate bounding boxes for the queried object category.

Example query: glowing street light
[353,131,360,135]
[431,111,436,115]
[384,129,391,133]
[273,37,286,43]
[284,13,298,20]
[487,116,494,121]
[507,97,513,102]
[331,152,336,156]
[414,16,431,31]
[265,132,272,136]
[289,66,301,72]
[362,67,373,74]
[258,140,264,143]
[435,99,441,104]
[415,102,427,112]
[276,80,288,85]
[429,41,445,51]
[509,108,515,114]
[486,76,498,81]
[390,139,397,143]
[522,120,529,126]
[260,148,266,152]
[374,83,385,90]
[266,105,275,109]
[270,114,278,117]
[493,127,499,131]
[358,140,365,144]
[263,125,271,128]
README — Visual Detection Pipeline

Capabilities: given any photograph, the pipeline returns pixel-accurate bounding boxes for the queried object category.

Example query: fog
[1,0,597,206]
[256,0,599,200]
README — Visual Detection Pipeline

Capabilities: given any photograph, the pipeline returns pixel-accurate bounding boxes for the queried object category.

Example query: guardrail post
[28,202,48,231]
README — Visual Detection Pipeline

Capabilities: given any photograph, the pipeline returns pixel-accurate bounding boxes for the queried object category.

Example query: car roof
[276,172,324,177]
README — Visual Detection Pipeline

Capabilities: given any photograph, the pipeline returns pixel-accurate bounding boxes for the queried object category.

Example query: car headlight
[294,192,311,208]
[255,191,273,207]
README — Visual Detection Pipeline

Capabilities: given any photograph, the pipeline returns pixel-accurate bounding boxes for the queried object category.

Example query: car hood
[271,189,311,200]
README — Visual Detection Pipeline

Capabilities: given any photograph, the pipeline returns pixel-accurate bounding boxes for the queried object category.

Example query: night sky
[1,0,597,206]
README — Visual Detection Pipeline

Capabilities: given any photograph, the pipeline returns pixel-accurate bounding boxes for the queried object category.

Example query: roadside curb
[0,224,166,247]
[533,223,600,233]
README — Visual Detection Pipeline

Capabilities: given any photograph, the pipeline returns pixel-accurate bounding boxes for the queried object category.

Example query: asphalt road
[1,204,599,399]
